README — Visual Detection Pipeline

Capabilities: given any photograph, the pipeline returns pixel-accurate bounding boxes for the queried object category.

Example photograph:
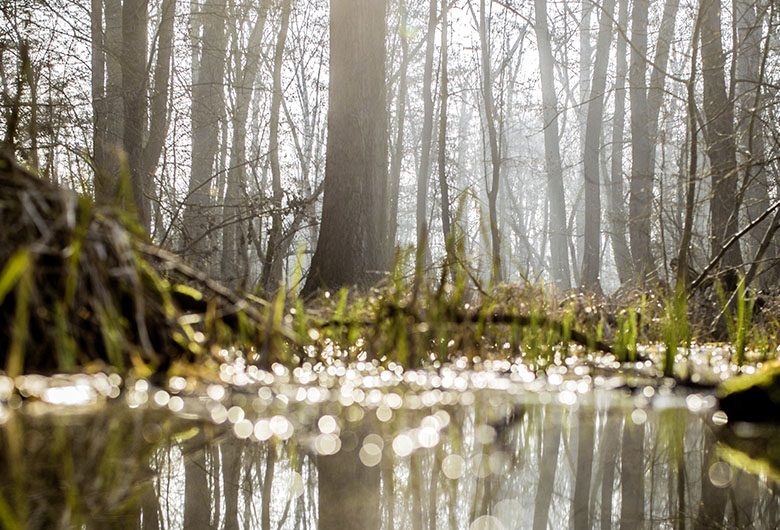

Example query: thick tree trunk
[735,0,774,278]
[90,0,106,193]
[534,0,571,289]
[183,0,227,269]
[700,0,742,272]
[628,0,655,280]
[302,0,389,293]
[94,0,124,204]
[580,0,615,292]
[121,0,149,228]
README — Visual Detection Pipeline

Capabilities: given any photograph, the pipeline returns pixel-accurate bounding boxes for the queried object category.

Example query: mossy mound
[0,154,273,376]
[717,361,780,423]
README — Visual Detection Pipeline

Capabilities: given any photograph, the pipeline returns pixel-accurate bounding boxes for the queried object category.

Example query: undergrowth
[1,153,779,380]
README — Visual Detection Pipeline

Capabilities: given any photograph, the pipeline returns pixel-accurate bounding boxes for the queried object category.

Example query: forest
[2,0,777,297]
[1,0,780,528]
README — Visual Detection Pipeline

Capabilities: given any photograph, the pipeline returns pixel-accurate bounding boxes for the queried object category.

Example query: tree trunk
[479,0,503,284]
[628,0,655,280]
[735,0,774,277]
[261,0,293,293]
[121,0,149,228]
[607,0,632,285]
[415,0,437,263]
[534,0,571,289]
[581,0,615,292]
[387,0,409,250]
[183,0,227,269]
[94,0,124,204]
[222,1,269,287]
[700,0,742,272]
[302,0,389,293]
[437,0,452,256]
[142,0,176,183]
[90,0,106,194]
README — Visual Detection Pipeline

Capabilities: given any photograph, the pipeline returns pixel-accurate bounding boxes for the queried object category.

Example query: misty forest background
[2,0,778,296]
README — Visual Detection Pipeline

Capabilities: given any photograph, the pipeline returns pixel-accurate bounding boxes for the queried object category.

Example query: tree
[534,0,571,289]
[302,0,389,293]
[607,0,632,285]
[735,0,774,278]
[581,0,615,292]
[478,0,503,283]
[437,0,452,255]
[260,0,293,293]
[415,0,437,263]
[221,0,270,287]
[182,0,227,269]
[387,0,410,249]
[120,0,148,227]
[627,0,655,280]
[700,0,742,274]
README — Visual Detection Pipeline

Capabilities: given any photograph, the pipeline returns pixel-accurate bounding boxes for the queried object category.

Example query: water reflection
[0,386,778,530]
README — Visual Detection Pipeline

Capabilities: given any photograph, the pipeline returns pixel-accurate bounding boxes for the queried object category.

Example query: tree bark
[387,0,409,250]
[121,0,149,228]
[437,0,452,256]
[142,0,176,183]
[479,0,503,283]
[94,0,124,204]
[261,0,293,293]
[183,0,227,269]
[222,1,270,287]
[302,0,389,293]
[700,0,742,272]
[607,0,632,285]
[90,0,106,194]
[534,0,571,289]
[735,0,774,276]
[628,0,655,280]
[415,0,437,263]
[580,0,615,292]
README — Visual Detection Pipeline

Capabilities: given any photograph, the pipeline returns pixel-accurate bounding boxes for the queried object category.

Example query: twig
[690,198,780,293]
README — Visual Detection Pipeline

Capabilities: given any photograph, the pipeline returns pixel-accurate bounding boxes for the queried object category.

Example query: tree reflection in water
[0,392,778,530]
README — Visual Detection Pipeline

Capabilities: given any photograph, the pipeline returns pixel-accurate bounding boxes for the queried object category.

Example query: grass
[1,153,779,383]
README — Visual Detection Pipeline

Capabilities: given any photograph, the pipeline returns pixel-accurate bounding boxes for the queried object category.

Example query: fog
[1,0,778,294]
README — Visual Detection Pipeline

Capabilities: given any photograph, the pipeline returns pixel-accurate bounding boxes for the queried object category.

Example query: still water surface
[0,360,777,530]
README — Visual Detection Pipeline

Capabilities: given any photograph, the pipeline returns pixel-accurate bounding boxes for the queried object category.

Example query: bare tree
[628,0,655,280]
[478,0,503,283]
[607,0,632,284]
[700,0,742,276]
[581,0,616,292]
[261,0,293,293]
[302,0,390,293]
[182,0,227,269]
[534,0,571,289]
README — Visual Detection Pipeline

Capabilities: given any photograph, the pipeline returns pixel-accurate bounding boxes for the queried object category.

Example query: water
[0,360,778,530]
